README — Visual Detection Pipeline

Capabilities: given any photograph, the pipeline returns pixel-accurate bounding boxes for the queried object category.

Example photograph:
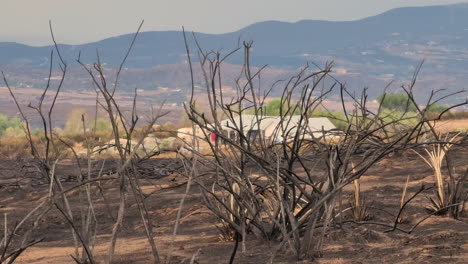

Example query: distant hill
[1,3,468,102]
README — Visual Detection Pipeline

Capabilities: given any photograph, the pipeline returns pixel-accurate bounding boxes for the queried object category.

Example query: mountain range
[1,3,468,103]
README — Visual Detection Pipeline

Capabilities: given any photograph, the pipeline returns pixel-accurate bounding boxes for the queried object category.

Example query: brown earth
[0,143,467,263]
[434,119,468,133]
[0,87,183,128]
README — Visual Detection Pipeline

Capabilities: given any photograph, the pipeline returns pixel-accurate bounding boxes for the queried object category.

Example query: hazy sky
[1,0,467,46]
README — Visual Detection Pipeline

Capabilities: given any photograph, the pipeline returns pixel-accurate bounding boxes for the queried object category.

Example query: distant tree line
[377,93,449,113]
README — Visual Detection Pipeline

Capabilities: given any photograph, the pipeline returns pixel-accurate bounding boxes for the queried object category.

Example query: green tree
[3,126,25,138]
[264,98,283,115]
[0,114,24,137]
[309,109,347,130]
[93,118,112,132]
[377,93,417,112]
[0,114,9,136]
[425,104,449,113]
[32,128,43,136]
[253,98,301,116]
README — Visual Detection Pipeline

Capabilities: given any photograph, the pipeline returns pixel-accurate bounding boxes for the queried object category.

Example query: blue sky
[1,0,467,45]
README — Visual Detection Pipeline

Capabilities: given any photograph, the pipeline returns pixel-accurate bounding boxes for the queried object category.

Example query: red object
[210,133,217,142]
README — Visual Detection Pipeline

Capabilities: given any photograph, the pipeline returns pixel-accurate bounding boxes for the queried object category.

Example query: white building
[217,115,336,143]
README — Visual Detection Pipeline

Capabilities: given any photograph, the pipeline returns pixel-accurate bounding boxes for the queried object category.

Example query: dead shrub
[180,36,467,261]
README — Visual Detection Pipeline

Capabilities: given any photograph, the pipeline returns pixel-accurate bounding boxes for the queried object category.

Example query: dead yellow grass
[434,118,468,133]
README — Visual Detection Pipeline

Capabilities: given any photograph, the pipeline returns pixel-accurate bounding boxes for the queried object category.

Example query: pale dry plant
[350,179,368,222]
[397,175,411,223]
[414,133,459,214]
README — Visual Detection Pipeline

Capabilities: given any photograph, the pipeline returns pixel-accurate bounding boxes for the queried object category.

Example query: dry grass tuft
[397,175,411,223]
[414,133,467,217]
[350,179,369,222]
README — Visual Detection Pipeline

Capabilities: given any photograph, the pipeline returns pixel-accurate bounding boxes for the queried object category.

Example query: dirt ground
[1,142,468,263]
[434,119,468,133]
